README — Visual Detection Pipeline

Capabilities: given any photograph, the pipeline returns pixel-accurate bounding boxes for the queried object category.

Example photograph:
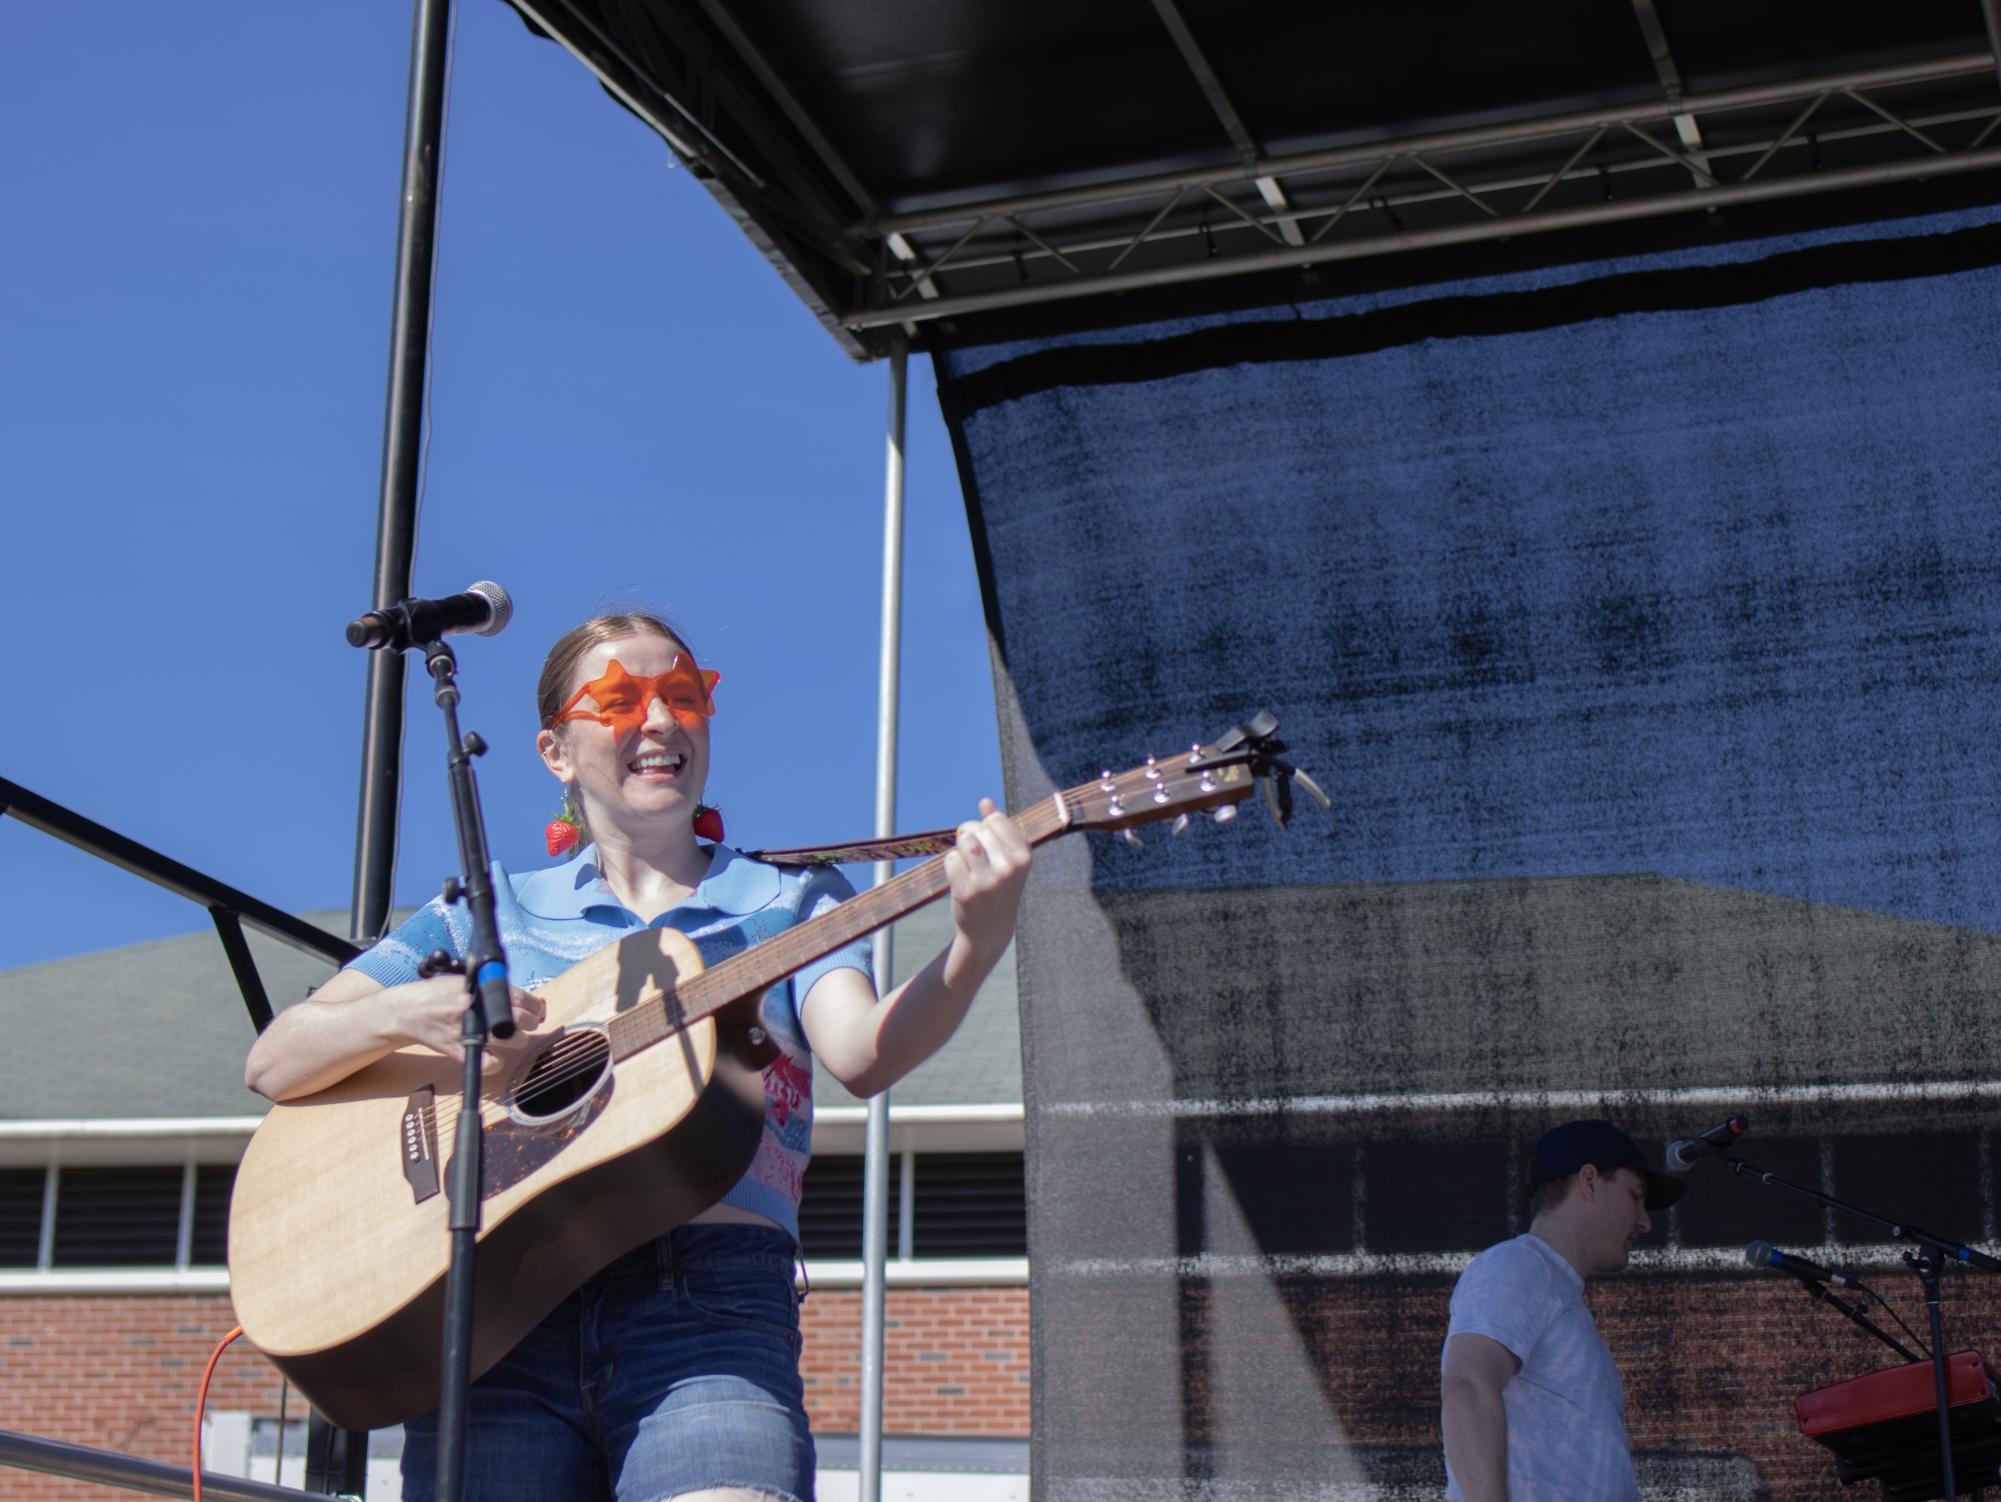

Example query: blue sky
[0,2,999,973]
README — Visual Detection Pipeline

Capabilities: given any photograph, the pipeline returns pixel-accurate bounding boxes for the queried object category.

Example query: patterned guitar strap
[740,828,965,867]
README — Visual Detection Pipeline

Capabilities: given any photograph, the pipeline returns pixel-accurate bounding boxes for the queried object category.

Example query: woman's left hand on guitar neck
[800,797,1030,1098]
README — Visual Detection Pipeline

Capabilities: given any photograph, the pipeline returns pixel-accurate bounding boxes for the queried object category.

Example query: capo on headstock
[1210,710,1332,830]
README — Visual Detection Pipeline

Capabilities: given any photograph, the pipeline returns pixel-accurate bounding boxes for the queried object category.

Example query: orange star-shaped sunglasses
[553,657,721,737]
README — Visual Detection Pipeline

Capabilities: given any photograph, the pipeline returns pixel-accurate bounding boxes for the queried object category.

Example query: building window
[910,1152,1026,1258]
[0,1162,236,1271]
[0,1169,45,1266]
[798,1154,898,1260]
[53,1167,185,1267]
[190,1165,238,1266]
[799,1151,1025,1260]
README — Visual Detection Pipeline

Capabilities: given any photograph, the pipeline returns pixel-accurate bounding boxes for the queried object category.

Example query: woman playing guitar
[243,611,1030,1502]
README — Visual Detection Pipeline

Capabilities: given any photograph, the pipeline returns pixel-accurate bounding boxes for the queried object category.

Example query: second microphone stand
[1722,1152,2001,1499]
[1794,1273,1924,1365]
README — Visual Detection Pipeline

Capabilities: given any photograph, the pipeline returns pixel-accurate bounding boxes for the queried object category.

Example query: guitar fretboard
[603,791,1073,1060]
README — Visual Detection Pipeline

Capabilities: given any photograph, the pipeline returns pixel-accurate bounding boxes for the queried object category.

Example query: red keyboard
[1797,1352,2001,1501]
[1798,1351,1994,1436]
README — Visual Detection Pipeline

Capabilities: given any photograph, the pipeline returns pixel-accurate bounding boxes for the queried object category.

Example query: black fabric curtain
[940,204,2001,1499]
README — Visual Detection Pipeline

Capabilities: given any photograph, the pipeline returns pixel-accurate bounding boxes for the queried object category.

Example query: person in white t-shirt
[1439,1120,1686,1501]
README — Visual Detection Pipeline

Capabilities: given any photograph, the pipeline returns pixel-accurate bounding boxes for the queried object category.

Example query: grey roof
[0,902,1020,1122]
[0,912,349,1121]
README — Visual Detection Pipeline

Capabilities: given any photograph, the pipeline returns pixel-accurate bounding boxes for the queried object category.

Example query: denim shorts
[401,1223,813,1502]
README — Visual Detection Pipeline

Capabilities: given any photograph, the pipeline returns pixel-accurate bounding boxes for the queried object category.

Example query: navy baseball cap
[1528,1120,1685,1211]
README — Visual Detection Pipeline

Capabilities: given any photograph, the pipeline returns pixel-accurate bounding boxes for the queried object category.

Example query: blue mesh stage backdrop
[937,204,2001,1500]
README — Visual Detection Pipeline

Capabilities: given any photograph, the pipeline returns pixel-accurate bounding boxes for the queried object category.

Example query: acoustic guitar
[227,717,1302,1430]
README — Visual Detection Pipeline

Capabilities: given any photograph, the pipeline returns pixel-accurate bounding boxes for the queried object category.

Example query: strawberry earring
[694,802,725,843]
[544,798,723,858]
[546,785,584,859]
[546,809,583,859]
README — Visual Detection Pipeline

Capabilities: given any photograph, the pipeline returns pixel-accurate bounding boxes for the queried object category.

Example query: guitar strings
[423,1013,686,1127]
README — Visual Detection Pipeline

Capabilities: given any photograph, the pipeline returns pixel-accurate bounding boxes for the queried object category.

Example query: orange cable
[192,1325,245,1502]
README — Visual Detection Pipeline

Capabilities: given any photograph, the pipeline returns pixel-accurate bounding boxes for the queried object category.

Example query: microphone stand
[418,639,518,1502]
[1721,1154,2000,1499]
[1793,1275,1924,1364]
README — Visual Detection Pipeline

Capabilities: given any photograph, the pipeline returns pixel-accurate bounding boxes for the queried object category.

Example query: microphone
[347,581,513,651]
[1745,1240,1865,1290]
[1665,1114,1749,1172]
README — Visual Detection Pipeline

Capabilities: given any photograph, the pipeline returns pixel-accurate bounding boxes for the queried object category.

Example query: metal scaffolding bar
[350,0,455,954]
[859,51,1993,237]
[1984,0,2001,93]
[0,1426,320,1502]
[860,339,910,1502]
[1844,86,1949,152]
[892,217,989,302]
[1739,93,1828,182]
[517,0,762,184]
[1619,118,1717,186]
[333,0,460,1490]
[1629,0,1685,104]
[687,0,877,215]
[1151,0,1260,165]
[1519,125,1610,215]
[845,141,2001,328]
[1629,0,1709,171]
[885,99,2001,283]
[0,778,358,973]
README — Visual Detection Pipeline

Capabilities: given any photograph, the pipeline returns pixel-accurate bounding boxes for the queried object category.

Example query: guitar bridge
[400,1086,440,1204]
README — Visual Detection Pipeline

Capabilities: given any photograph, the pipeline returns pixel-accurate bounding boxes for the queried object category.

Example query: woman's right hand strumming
[243,967,547,1103]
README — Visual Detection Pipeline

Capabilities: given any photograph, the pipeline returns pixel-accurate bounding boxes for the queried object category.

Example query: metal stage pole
[316,0,456,1493]
[860,337,909,1502]
[350,0,453,949]
[0,1426,320,1502]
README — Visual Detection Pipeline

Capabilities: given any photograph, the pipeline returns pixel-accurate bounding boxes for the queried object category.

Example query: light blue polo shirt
[347,843,874,1240]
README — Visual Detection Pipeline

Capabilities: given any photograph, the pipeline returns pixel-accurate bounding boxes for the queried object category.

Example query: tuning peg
[1122,827,1145,850]
[1171,813,1191,837]
[1212,805,1237,824]
[1295,770,1333,810]
[1261,775,1286,826]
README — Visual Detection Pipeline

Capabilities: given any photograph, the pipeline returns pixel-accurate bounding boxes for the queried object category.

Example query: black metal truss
[501,0,2001,357]
[850,52,2001,331]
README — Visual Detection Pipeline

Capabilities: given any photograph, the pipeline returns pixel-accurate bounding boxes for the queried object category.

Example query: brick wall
[0,1284,1030,1502]
[0,1296,279,1502]
[13,1275,1972,1498]
[799,1286,1032,1435]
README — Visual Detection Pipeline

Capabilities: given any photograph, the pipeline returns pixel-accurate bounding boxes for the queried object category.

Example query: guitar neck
[605,792,1075,1059]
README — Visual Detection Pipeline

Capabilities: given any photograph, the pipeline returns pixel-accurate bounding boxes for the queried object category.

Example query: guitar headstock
[1061,731,1261,836]
[1057,711,1330,842]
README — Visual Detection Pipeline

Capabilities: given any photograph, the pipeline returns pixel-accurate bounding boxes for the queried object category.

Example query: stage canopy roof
[505,0,2001,357]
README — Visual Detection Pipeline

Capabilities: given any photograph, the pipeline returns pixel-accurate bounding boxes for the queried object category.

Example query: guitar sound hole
[510,1029,611,1123]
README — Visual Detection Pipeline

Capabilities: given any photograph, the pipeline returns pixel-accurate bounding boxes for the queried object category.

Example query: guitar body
[227,927,771,1432]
